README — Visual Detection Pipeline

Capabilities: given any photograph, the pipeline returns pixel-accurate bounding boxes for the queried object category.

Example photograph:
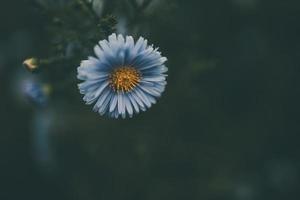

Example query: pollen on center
[109,66,141,92]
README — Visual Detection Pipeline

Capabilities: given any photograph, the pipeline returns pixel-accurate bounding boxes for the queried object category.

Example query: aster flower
[77,33,168,118]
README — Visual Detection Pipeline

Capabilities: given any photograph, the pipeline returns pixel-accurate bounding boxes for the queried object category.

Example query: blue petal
[131,91,146,111]
[78,80,102,93]
[134,87,151,108]
[130,47,154,66]
[83,82,108,105]
[134,37,147,53]
[135,56,167,70]
[123,36,135,63]
[109,93,118,113]
[92,81,109,97]
[124,95,133,117]
[117,93,125,115]
[141,65,168,75]
[144,93,157,104]
[99,91,113,115]
[77,66,109,80]
[93,88,111,112]
[138,85,161,97]
[142,76,166,82]
[128,92,140,114]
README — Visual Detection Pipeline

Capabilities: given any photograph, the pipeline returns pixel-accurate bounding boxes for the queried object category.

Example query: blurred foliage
[0,0,300,200]
[25,0,117,97]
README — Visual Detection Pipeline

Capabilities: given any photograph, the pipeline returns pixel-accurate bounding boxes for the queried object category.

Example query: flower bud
[23,58,39,73]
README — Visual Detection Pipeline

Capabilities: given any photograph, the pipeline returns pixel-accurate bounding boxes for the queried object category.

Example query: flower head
[77,33,168,118]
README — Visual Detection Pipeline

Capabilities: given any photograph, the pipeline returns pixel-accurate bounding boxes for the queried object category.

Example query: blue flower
[78,33,168,118]
[23,80,50,107]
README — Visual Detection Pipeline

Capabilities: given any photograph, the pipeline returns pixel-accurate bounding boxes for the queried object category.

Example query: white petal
[99,40,113,55]
[108,33,117,43]
[94,45,103,59]
[117,34,125,44]
[134,37,145,53]
[125,36,134,49]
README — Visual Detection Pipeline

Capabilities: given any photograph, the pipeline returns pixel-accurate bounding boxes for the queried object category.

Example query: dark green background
[1,0,300,199]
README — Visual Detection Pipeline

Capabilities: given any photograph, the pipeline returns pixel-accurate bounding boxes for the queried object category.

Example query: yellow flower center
[109,66,141,92]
